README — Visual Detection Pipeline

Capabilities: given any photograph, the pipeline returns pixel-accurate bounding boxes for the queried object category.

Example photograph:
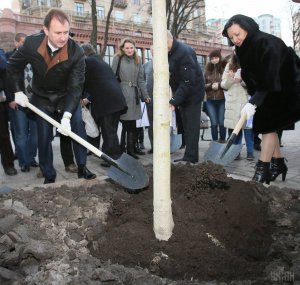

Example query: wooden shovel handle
[232,112,248,135]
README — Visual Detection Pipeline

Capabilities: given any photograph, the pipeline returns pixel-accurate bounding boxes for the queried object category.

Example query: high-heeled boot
[126,131,139,159]
[252,160,271,185]
[270,157,288,182]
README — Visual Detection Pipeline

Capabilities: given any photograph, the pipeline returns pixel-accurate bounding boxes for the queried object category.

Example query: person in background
[143,45,154,153]
[221,52,254,160]
[81,43,127,167]
[0,47,17,176]
[112,38,151,159]
[6,33,39,173]
[6,8,96,184]
[222,14,300,184]
[167,31,205,163]
[204,49,227,143]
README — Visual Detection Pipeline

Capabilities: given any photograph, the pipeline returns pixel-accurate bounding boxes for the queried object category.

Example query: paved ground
[1,122,299,190]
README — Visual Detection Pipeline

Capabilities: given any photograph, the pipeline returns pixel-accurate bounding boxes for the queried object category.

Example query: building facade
[0,0,231,67]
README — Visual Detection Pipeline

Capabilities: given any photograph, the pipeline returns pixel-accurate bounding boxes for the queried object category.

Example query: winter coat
[205,61,226,101]
[0,48,7,91]
[168,39,205,107]
[112,55,149,121]
[236,30,300,133]
[84,54,127,123]
[221,63,249,129]
[6,32,85,114]
[143,60,153,99]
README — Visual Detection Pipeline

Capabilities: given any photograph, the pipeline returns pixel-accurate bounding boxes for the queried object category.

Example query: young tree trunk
[90,0,97,53]
[152,0,174,241]
[100,0,115,59]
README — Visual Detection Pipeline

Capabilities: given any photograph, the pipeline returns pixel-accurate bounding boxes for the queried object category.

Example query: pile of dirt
[0,162,299,284]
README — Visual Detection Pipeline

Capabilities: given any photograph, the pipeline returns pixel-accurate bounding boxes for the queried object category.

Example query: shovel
[170,108,182,153]
[15,93,149,191]
[203,113,247,166]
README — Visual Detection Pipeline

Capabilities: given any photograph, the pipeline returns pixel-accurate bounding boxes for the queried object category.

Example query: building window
[115,11,124,21]
[136,48,142,59]
[133,13,141,24]
[104,45,115,66]
[75,2,84,16]
[197,55,205,71]
[132,0,140,5]
[145,48,152,62]
[96,6,105,19]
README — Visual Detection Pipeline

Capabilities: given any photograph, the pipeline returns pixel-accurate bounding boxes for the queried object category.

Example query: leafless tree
[289,1,300,51]
[165,0,205,38]
[100,0,115,59]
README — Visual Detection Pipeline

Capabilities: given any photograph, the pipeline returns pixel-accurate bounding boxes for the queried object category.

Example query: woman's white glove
[57,112,72,136]
[241,103,256,119]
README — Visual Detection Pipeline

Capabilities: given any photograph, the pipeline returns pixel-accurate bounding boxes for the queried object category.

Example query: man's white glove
[57,111,72,136]
[14,91,28,107]
[241,103,256,120]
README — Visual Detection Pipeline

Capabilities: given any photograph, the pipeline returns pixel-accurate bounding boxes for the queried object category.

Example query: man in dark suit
[81,44,127,166]
[167,31,205,163]
[6,9,96,184]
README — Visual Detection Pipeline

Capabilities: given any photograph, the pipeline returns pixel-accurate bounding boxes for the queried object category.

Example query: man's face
[43,17,70,48]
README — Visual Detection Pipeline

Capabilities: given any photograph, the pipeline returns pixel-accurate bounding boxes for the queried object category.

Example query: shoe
[179,144,186,149]
[44,178,55,184]
[65,163,78,173]
[4,167,17,176]
[78,166,96,180]
[127,151,139,159]
[148,148,153,154]
[30,160,39,167]
[247,153,255,161]
[21,165,30,172]
[174,158,196,163]
[218,139,226,144]
[134,148,145,155]
[252,160,271,184]
[270,157,288,182]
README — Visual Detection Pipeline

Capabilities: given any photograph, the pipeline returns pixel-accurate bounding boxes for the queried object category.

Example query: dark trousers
[0,102,15,169]
[97,112,121,160]
[180,102,201,163]
[35,104,87,180]
[60,135,75,167]
[120,120,136,153]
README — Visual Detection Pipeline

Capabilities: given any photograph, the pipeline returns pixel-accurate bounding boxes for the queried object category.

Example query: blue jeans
[206,99,226,141]
[9,106,38,167]
[228,128,254,154]
[35,104,87,180]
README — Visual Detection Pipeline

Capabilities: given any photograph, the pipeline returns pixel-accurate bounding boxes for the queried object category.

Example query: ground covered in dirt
[0,162,299,284]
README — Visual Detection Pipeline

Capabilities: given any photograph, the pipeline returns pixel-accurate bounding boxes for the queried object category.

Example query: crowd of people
[1,9,299,186]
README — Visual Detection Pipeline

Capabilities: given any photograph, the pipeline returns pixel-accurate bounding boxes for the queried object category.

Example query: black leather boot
[127,131,139,159]
[252,160,271,185]
[78,166,96,180]
[270,157,288,181]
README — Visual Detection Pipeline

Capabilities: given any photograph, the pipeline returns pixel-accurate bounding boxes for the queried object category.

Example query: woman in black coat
[222,14,300,184]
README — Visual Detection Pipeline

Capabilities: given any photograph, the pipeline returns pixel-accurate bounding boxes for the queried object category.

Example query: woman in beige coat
[221,53,254,160]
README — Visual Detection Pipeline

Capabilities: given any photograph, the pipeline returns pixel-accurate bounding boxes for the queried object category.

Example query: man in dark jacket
[0,48,17,176]
[168,31,205,163]
[6,8,96,184]
[81,44,127,165]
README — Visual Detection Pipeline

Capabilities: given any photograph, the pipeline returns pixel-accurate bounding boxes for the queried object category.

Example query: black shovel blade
[203,141,243,166]
[106,153,149,191]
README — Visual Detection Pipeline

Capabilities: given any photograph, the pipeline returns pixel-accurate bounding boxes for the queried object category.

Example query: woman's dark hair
[222,14,259,44]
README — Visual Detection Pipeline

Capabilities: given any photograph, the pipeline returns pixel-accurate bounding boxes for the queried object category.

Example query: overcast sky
[0,0,296,46]
[205,0,295,46]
